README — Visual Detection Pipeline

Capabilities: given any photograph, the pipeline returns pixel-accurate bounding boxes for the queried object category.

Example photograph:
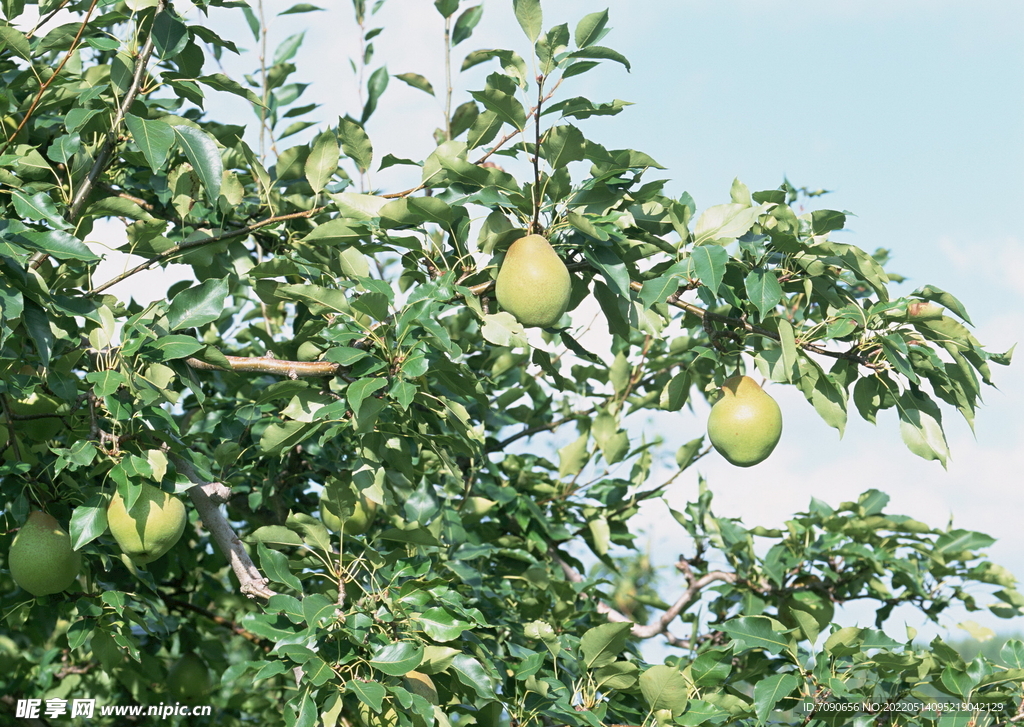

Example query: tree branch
[185,354,342,379]
[631,280,878,367]
[0,0,98,158]
[86,207,325,295]
[550,548,718,646]
[170,454,277,601]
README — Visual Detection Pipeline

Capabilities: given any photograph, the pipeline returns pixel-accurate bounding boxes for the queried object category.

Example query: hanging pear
[107,483,187,564]
[9,511,82,596]
[495,234,572,328]
[706,375,783,467]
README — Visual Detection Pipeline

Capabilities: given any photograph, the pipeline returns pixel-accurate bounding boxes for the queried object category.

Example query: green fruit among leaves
[706,375,783,467]
[167,653,210,702]
[495,234,571,328]
[320,492,377,535]
[107,483,187,564]
[9,511,81,596]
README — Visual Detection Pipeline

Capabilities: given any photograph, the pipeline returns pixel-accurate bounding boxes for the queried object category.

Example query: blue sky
[91,0,1024,645]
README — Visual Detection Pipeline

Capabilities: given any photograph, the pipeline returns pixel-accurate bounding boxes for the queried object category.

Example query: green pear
[107,483,187,564]
[495,234,571,328]
[706,375,783,467]
[167,653,210,702]
[320,491,376,535]
[9,511,81,597]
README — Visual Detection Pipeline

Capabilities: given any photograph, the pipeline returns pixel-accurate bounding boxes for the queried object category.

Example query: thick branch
[185,355,341,379]
[171,454,277,600]
[631,566,736,639]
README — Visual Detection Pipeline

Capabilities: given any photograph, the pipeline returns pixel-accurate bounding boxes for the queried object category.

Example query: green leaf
[346,378,388,422]
[0,26,31,60]
[433,0,458,18]
[153,9,188,59]
[752,673,801,725]
[17,230,98,262]
[416,607,469,642]
[594,661,639,690]
[348,680,386,711]
[450,654,496,700]
[639,664,688,713]
[934,529,995,557]
[581,622,632,669]
[361,65,389,123]
[124,114,174,172]
[256,542,303,591]
[305,129,339,194]
[274,31,305,65]
[22,301,53,367]
[574,9,609,48]
[720,616,793,655]
[557,433,589,478]
[452,5,483,45]
[279,3,324,15]
[172,126,223,202]
[1000,639,1024,668]
[897,391,949,467]
[69,497,107,550]
[198,73,264,105]
[339,116,373,173]
[394,72,434,96]
[540,124,586,170]
[480,312,527,348]
[688,245,728,294]
[694,203,762,244]
[567,45,630,71]
[512,0,542,42]
[469,89,526,131]
[166,278,229,330]
[744,268,784,320]
[12,189,69,229]
[912,284,973,325]
[370,642,423,676]
[302,593,336,628]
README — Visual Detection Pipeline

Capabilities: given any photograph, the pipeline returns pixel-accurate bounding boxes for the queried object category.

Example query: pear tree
[0,0,1021,725]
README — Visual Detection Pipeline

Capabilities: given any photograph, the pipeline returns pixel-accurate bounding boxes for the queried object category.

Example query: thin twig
[0,0,99,157]
[86,207,324,295]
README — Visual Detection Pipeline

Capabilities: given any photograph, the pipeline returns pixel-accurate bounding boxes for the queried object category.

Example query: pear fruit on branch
[320,490,377,535]
[706,375,783,467]
[495,234,572,328]
[167,652,211,702]
[9,511,82,596]
[107,482,187,564]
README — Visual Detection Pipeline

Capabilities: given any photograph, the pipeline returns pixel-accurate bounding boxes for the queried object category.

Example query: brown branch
[631,560,736,639]
[86,207,325,295]
[170,453,277,601]
[0,0,98,158]
[162,596,267,646]
[488,407,596,453]
[631,280,877,367]
[185,354,342,379]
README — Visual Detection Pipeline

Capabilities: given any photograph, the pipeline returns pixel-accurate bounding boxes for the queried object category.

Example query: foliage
[0,0,1020,725]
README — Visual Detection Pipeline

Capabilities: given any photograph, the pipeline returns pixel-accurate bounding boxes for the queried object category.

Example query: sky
[83,0,1024,650]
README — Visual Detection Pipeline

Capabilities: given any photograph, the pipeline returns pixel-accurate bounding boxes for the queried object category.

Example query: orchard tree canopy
[0,0,1021,725]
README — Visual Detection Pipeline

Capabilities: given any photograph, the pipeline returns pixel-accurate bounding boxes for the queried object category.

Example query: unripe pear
[706,375,783,467]
[495,234,571,328]
[107,483,187,564]
[320,492,377,535]
[9,511,81,597]
[167,653,210,702]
